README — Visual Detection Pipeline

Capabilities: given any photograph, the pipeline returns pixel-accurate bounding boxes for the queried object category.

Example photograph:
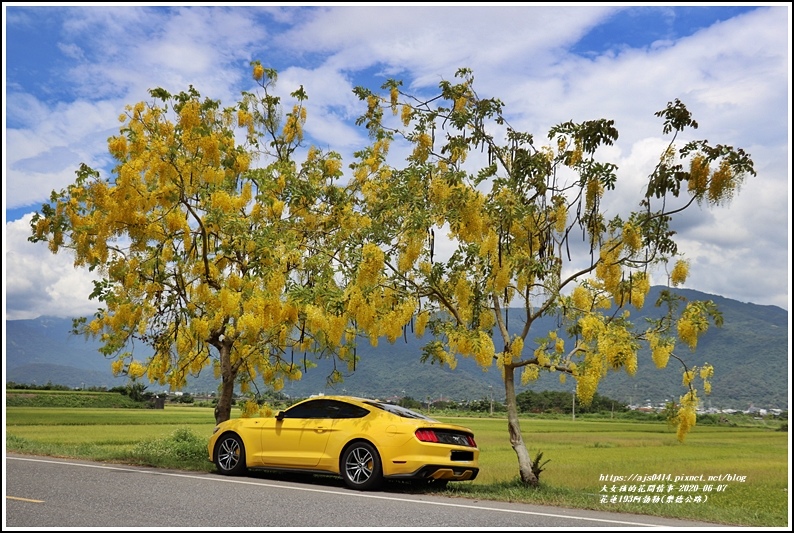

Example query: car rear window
[365,401,438,422]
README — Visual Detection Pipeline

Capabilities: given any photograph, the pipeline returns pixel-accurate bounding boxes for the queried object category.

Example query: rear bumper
[385,464,479,482]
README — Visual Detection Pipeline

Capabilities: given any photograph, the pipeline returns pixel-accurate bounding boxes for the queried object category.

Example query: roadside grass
[448,417,788,527]
[5,405,789,527]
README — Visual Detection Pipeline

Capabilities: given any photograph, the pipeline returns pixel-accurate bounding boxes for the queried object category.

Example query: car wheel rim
[218,438,240,471]
[345,447,373,485]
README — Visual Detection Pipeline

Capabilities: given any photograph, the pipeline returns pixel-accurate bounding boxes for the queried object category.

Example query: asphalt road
[5,454,725,529]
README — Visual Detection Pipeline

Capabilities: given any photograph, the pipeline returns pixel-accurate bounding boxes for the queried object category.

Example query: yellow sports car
[207,395,479,491]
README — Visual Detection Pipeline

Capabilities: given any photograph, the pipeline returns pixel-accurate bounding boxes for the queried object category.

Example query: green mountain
[5,287,788,410]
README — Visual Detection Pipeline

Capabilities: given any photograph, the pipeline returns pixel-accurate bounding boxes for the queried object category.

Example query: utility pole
[572,389,576,421]
[489,385,494,416]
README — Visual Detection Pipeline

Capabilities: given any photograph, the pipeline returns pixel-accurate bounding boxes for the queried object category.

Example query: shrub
[130,427,208,467]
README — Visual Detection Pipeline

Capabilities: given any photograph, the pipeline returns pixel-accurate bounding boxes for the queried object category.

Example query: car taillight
[415,429,477,447]
[415,429,439,442]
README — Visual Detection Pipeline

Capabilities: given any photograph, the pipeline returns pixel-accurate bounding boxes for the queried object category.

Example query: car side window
[282,399,325,419]
[283,399,369,419]
[332,401,369,419]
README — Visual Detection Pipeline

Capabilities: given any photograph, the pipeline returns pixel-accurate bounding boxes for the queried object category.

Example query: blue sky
[3,3,791,321]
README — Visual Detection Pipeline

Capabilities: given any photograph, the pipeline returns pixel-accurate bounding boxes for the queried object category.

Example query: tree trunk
[213,342,235,424]
[503,364,539,486]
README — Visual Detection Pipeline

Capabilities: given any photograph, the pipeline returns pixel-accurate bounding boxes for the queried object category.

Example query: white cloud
[3,5,790,319]
[5,215,101,320]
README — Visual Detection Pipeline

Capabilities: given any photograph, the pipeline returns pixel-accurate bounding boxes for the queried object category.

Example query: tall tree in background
[350,68,755,486]
[29,63,373,424]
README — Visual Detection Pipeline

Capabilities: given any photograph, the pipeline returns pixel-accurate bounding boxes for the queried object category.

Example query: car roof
[294,395,438,421]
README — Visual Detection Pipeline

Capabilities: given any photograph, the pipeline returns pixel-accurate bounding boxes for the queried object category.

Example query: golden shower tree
[29,63,388,424]
[348,68,755,485]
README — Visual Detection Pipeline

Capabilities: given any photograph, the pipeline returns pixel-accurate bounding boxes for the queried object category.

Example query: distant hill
[5,287,788,410]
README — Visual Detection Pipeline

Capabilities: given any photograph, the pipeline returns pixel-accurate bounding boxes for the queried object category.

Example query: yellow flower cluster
[521,364,540,384]
[356,243,384,288]
[282,110,304,145]
[579,313,604,342]
[448,144,467,165]
[346,287,376,332]
[555,336,565,355]
[677,302,708,350]
[647,331,673,368]
[415,310,429,337]
[218,287,242,316]
[176,330,195,356]
[240,399,260,418]
[108,135,128,159]
[281,301,299,326]
[253,64,265,81]
[622,222,642,252]
[209,190,234,213]
[628,273,650,309]
[596,241,622,294]
[479,309,496,331]
[598,325,637,375]
[585,177,603,211]
[709,159,735,203]
[687,153,710,196]
[237,109,253,129]
[508,335,524,362]
[453,275,472,310]
[572,285,592,311]
[147,353,169,383]
[453,94,467,113]
[677,317,698,349]
[533,345,550,367]
[446,329,493,367]
[576,374,598,406]
[234,153,251,175]
[457,192,486,242]
[324,157,342,177]
[398,233,424,273]
[178,100,201,130]
[480,229,498,259]
[670,259,689,286]
[164,210,186,234]
[552,200,567,233]
[111,359,125,376]
[304,304,327,336]
[557,136,567,153]
[473,330,495,367]
[269,199,285,219]
[377,306,403,345]
[236,312,261,338]
[128,361,146,379]
[429,175,451,204]
[390,86,399,114]
[430,342,457,369]
[492,262,510,293]
[412,133,433,163]
[675,390,698,442]
[401,104,412,126]
[569,138,583,166]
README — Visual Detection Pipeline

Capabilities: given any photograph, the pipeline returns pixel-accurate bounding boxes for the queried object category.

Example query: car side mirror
[276,411,285,421]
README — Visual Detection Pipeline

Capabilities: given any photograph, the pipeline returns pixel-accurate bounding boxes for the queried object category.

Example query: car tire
[341,441,383,491]
[214,433,247,476]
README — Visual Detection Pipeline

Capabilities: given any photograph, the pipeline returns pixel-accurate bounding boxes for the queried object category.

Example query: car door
[260,399,337,467]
